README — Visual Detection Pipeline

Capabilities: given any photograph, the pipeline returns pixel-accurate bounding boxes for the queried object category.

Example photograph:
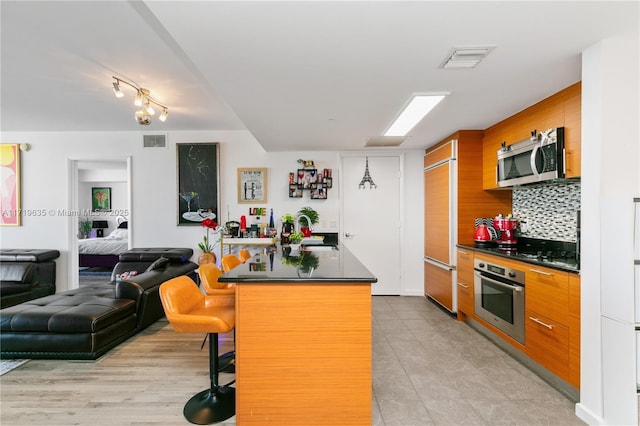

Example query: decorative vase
[289,243,301,253]
[301,227,312,237]
[198,252,216,266]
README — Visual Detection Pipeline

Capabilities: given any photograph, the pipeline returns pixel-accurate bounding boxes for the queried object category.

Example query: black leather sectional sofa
[0,248,197,360]
[0,249,60,309]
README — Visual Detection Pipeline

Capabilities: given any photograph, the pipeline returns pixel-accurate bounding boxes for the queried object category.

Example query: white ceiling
[1,1,637,151]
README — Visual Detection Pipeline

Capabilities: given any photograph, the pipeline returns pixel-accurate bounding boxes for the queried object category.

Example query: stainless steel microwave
[497,127,565,187]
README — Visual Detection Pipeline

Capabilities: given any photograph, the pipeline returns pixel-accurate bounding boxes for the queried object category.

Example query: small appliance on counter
[474,218,498,248]
[493,215,518,249]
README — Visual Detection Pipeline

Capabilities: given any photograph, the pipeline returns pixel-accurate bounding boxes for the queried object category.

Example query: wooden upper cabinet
[424,139,455,168]
[563,84,582,178]
[482,82,582,189]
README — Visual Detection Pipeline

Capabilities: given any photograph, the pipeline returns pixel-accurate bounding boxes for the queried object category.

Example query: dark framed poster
[176,143,220,226]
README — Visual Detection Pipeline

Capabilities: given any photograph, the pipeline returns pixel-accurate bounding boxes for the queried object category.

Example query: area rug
[0,359,29,376]
[79,267,113,277]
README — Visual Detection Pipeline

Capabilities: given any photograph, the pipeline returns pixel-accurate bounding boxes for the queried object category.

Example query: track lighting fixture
[112,76,169,125]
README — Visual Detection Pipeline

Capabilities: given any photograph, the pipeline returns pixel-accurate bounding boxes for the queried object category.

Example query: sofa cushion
[145,256,170,272]
[0,249,60,262]
[0,294,136,334]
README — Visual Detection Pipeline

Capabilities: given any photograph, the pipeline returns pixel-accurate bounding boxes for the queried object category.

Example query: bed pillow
[107,228,128,239]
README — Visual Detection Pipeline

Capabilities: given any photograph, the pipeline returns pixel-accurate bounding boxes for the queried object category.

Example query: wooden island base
[235,282,372,425]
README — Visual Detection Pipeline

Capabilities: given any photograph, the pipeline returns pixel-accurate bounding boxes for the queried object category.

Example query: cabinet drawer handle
[459,250,469,256]
[529,316,554,330]
[457,283,470,289]
[529,268,553,276]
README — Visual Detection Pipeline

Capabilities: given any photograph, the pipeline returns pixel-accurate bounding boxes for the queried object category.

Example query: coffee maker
[493,216,518,248]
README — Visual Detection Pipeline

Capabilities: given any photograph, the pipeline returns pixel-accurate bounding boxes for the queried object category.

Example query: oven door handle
[475,271,523,292]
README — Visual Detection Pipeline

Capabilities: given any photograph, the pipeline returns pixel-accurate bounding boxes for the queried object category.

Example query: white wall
[0,130,424,296]
[577,28,640,425]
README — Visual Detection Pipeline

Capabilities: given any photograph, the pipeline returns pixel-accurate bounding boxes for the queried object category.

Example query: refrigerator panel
[634,197,640,261]
[636,264,640,324]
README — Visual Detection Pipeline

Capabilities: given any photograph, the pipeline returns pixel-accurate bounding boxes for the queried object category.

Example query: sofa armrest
[115,271,167,302]
[0,263,35,283]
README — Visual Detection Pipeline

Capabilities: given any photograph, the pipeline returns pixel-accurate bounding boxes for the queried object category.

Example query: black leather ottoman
[0,283,137,359]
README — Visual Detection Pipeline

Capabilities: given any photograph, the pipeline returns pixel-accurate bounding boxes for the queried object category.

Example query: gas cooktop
[472,237,580,272]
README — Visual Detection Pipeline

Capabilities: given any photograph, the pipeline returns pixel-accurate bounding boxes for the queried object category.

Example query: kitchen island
[218,244,377,425]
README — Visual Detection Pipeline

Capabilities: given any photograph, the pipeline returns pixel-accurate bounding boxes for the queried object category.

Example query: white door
[341,155,401,295]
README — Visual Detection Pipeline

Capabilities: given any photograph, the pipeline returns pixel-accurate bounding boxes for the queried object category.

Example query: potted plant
[281,213,295,234]
[297,206,319,237]
[288,231,304,251]
[78,218,92,239]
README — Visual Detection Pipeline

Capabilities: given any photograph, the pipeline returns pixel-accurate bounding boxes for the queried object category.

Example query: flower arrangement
[198,218,219,253]
[288,231,304,244]
[281,213,295,224]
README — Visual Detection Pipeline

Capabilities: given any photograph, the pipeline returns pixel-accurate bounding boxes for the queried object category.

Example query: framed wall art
[91,187,111,211]
[177,143,220,226]
[238,168,267,204]
[0,143,21,226]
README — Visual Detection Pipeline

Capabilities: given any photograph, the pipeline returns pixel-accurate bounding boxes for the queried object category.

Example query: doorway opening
[68,158,132,291]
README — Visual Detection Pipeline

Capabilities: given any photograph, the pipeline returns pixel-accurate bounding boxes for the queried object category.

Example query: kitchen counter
[218,243,377,283]
[220,243,376,425]
[457,243,580,273]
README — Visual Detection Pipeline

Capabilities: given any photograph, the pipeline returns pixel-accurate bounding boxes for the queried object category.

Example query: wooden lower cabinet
[424,261,453,312]
[525,310,571,381]
[456,249,474,319]
[524,265,580,388]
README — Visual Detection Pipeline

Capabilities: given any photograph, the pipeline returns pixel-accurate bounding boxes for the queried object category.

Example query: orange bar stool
[159,276,235,424]
[199,263,235,299]
[221,253,242,272]
[198,262,236,372]
[238,249,252,263]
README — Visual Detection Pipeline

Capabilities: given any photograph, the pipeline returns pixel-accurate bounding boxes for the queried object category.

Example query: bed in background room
[78,221,129,268]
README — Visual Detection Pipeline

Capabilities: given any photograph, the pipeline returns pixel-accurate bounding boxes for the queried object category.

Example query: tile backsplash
[512,180,581,242]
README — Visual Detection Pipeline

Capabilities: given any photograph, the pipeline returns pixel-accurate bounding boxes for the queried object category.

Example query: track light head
[112,81,124,98]
[143,100,155,115]
[112,76,168,125]
[134,90,144,106]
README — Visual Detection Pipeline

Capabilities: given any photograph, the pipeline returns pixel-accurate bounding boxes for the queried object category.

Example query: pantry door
[341,155,401,295]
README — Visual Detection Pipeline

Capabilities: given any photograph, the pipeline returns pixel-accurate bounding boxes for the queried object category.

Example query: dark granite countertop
[218,243,378,283]
[457,244,580,274]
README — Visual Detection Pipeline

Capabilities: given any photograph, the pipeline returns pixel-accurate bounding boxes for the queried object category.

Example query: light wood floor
[0,319,236,426]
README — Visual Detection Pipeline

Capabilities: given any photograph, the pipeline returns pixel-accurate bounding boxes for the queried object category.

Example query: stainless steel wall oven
[474,258,525,344]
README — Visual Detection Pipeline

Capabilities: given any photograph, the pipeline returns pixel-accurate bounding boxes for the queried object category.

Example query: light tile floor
[372,296,585,425]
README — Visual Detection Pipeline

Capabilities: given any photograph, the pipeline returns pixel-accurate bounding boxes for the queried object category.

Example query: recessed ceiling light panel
[384,93,448,137]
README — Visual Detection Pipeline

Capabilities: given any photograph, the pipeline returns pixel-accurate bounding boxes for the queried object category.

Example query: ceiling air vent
[366,136,407,147]
[442,46,495,69]
[143,134,167,148]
